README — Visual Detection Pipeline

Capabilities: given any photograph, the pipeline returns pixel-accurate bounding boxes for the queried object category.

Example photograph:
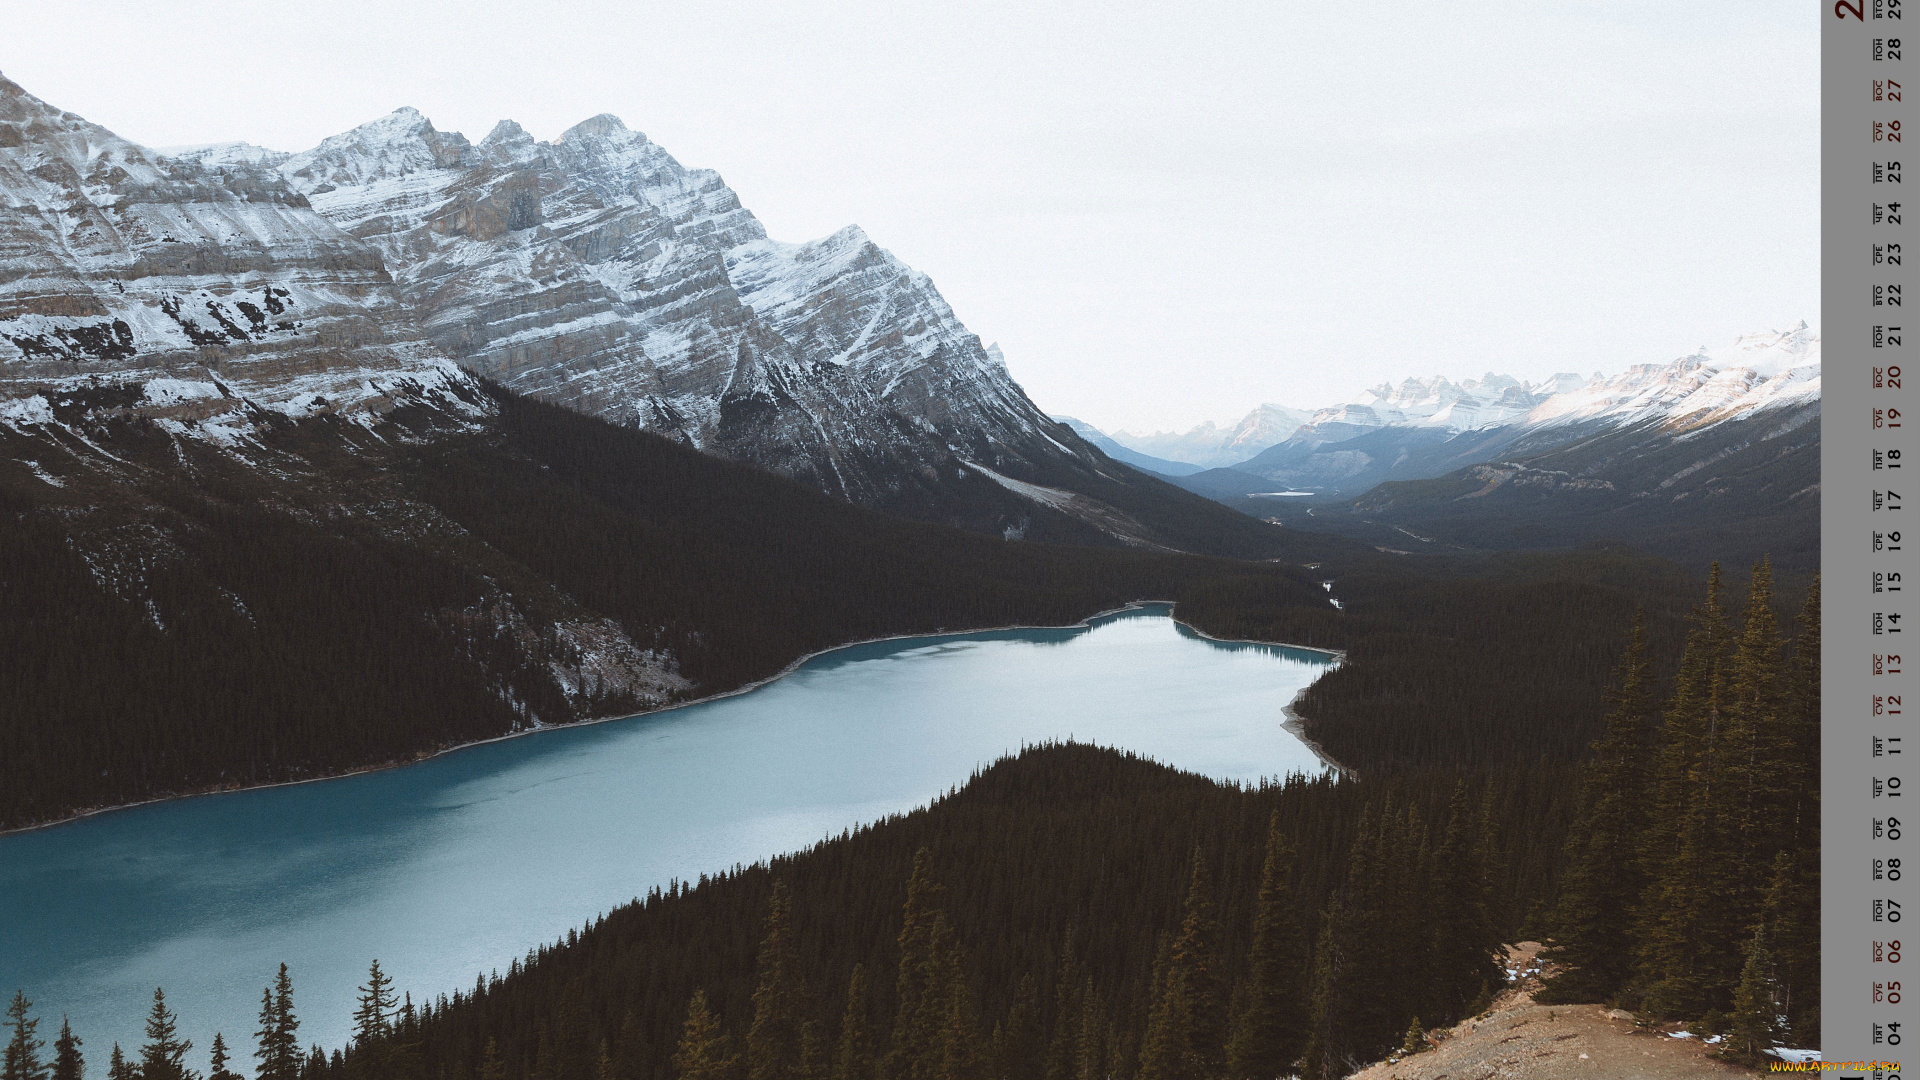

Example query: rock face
[0,74,476,433]
[188,107,1098,507]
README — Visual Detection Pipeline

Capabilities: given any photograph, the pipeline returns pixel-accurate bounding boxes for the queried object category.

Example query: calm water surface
[0,607,1334,1058]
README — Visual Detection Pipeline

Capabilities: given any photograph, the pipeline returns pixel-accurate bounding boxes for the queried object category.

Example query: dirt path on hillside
[1349,943,1764,1079]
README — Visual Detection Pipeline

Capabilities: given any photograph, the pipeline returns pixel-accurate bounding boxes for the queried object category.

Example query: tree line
[1539,561,1821,1056]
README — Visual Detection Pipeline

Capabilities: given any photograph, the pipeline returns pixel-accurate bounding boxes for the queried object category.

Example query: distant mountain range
[1088,325,1817,483]
[1067,325,1820,568]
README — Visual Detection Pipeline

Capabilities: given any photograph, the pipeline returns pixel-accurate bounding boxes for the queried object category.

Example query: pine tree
[350,960,396,1080]
[353,961,396,1047]
[1139,849,1225,1080]
[1783,575,1821,853]
[747,881,808,1080]
[673,992,734,1080]
[1069,985,1103,1080]
[1759,850,1820,1045]
[986,974,1041,1080]
[1637,564,1738,1017]
[1226,817,1309,1077]
[138,989,194,1080]
[1428,785,1501,1024]
[207,1036,240,1080]
[50,1019,80,1080]
[477,1040,506,1080]
[255,965,300,1080]
[1729,926,1781,1056]
[1724,559,1789,915]
[1299,901,1340,1080]
[887,851,947,1080]
[931,931,984,1080]
[1539,609,1657,1003]
[831,966,875,1080]
[4,992,46,1080]
[1397,1018,1426,1057]
[105,1047,130,1080]
[1041,937,1082,1080]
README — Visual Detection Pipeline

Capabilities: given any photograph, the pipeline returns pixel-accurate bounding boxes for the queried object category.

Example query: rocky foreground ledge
[1351,943,1773,1079]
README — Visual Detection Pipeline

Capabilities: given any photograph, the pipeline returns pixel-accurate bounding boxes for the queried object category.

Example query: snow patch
[0,395,54,426]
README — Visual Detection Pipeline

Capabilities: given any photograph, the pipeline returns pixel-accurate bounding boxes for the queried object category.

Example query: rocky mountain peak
[561,113,631,141]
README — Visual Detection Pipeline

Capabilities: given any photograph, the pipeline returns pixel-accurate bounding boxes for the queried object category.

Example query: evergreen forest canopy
[3,561,1819,1079]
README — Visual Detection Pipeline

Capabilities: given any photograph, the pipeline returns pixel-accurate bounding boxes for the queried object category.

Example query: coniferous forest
[5,561,1820,1079]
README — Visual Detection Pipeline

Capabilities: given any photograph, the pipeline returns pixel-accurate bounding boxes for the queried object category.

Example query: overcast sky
[6,1,1814,432]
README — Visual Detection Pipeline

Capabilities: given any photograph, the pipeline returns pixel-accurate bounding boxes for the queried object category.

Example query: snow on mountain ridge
[225,103,1086,506]
[0,71,481,438]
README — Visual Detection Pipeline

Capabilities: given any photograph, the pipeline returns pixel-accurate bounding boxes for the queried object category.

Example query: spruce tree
[1759,850,1820,1045]
[206,1036,240,1080]
[353,961,396,1047]
[4,992,46,1080]
[1299,901,1340,1080]
[672,992,734,1080]
[105,1048,129,1080]
[1729,926,1781,1056]
[1539,608,1657,1003]
[887,851,946,1080]
[1636,564,1737,1017]
[50,1019,80,1080]
[931,930,984,1080]
[1428,786,1501,1024]
[138,989,194,1080]
[255,965,300,1080]
[746,881,808,1080]
[477,1040,506,1080]
[1783,575,1821,853]
[831,967,875,1080]
[1724,559,1788,917]
[1226,817,1309,1077]
[1041,938,1082,1080]
[1139,849,1225,1080]
[1069,985,1103,1080]
[987,974,1041,1080]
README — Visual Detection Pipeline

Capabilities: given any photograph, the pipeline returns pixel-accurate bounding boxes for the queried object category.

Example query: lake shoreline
[2,602,1347,837]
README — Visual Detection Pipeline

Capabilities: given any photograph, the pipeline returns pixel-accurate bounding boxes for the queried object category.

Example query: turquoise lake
[0,606,1335,1061]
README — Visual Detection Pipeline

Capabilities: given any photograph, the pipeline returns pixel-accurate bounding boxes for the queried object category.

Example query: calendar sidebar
[1830,1,1916,1072]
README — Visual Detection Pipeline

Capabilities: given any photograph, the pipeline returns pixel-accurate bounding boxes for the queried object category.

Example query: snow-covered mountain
[3,74,1283,564]
[1197,326,1821,498]
[180,107,1106,510]
[0,75,478,439]
[1109,404,1315,470]
[1296,372,1586,440]
[1520,322,1821,433]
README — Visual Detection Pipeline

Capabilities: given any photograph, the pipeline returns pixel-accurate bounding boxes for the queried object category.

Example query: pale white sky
[6,1,1815,432]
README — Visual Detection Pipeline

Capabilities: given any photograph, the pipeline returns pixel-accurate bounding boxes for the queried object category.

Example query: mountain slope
[177,110,1274,553]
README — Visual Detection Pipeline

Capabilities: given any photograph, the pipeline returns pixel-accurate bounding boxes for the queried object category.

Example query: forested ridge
[6,562,1820,1079]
